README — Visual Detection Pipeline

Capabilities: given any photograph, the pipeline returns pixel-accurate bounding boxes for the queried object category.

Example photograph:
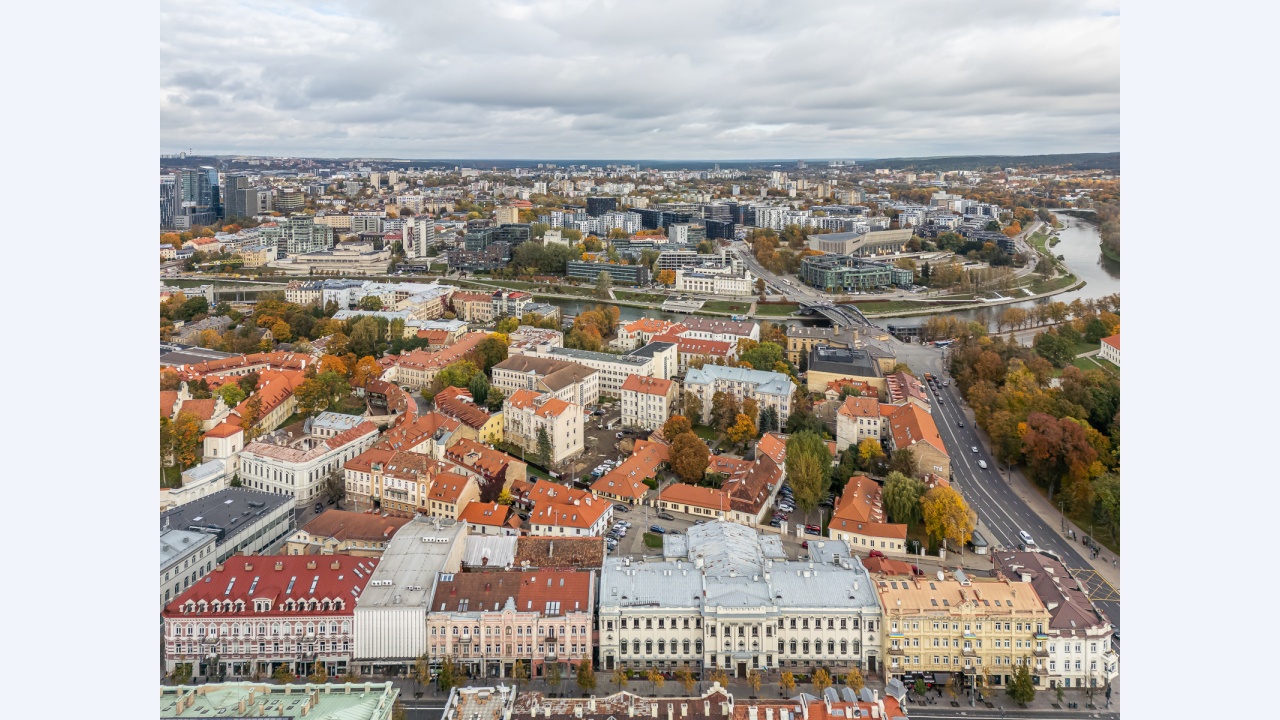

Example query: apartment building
[876,570,1055,690]
[503,390,584,465]
[827,474,908,554]
[343,447,481,516]
[426,570,595,678]
[451,292,496,323]
[160,528,217,610]
[597,522,883,675]
[885,403,950,480]
[380,332,488,390]
[284,509,412,557]
[525,479,613,537]
[435,387,504,444]
[683,365,794,428]
[995,552,1119,689]
[620,374,678,431]
[512,344,654,399]
[784,325,860,366]
[491,354,600,408]
[617,319,686,351]
[835,396,883,451]
[238,415,380,508]
[676,317,760,345]
[492,290,532,318]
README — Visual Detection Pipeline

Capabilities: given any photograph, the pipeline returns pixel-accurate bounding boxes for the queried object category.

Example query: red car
[801,541,809,549]
[805,524,822,535]
[910,565,924,576]
[868,550,885,559]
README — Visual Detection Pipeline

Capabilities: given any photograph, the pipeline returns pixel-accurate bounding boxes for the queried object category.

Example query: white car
[1018,530,1034,546]
[977,460,988,469]
[971,446,978,453]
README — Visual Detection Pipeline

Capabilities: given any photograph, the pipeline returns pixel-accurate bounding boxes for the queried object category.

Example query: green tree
[485,385,506,411]
[467,372,491,403]
[1033,330,1075,368]
[437,657,457,693]
[357,295,384,311]
[545,661,562,692]
[595,271,613,298]
[785,430,832,514]
[914,678,928,698]
[536,426,553,468]
[740,342,784,373]
[575,656,597,693]
[684,392,704,424]
[758,406,779,434]
[217,384,246,409]
[323,467,345,505]
[882,472,927,526]
[495,317,520,334]
[474,336,510,373]
[1006,665,1036,705]
[889,447,916,476]
[711,391,740,433]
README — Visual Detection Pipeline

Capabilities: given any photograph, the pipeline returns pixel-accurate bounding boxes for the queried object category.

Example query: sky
[160,1,1120,160]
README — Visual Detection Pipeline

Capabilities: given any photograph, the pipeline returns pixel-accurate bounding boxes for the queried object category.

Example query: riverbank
[1099,242,1120,262]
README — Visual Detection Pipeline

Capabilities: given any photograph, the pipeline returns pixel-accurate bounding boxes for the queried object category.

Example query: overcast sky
[160,1,1119,160]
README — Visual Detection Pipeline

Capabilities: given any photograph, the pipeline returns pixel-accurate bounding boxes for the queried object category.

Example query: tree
[913,678,928,699]
[785,431,832,514]
[1022,413,1098,501]
[710,668,729,688]
[921,486,976,549]
[646,667,664,695]
[536,427,553,468]
[663,415,692,440]
[676,667,696,694]
[172,410,203,469]
[576,655,597,693]
[684,392,704,424]
[1033,331,1075,368]
[495,317,520,334]
[595,271,613,298]
[437,657,457,693]
[240,394,264,439]
[711,391,740,433]
[213,384,244,410]
[889,447,916,477]
[658,269,675,286]
[882,472,927,526]
[272,663,296,684]
[742,398,760,425]
[727,413,757,445]
[946,674,961,702]
[509,659,528,693]
[844,668,864,693]
[1006,665,1036,705]
[670,431,710,482]
[740,342,784,374]
[612,665,628,692]
[812,668,832,695]
[411,652,430,697]
[169,655,193,685]
[747,668,762,697]
[161,369,182,391]
[357,295,384,311]
[474,337,509,373]
[307,660,328,684]
[758,406,779,434]
[468,373,491,403]
[857,437,884,468]
[780,670,797,697]
[352,356,382,387]
[485,385,506,411]
[323,467,345,505]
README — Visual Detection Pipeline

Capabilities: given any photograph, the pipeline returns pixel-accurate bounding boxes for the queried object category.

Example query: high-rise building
[224,175,259,219]
[160,174,178,230]
[586,196,617,217]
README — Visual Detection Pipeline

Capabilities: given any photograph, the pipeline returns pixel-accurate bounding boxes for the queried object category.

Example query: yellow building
[877,571,1054,690]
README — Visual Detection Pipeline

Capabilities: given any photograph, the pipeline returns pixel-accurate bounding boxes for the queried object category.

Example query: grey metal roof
[160,529,214,570]
[357,516,465,610]
[628,341,676,359]
[684,365,795,398]
[807,346,882,379]
[600,558,704,610]
[461,535,517,569]
[312,411,364,432]
[183,458,227,483]
[547,346,651,367]
[159,487,291,538]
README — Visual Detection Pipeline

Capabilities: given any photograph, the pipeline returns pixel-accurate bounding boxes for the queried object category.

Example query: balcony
[888,647,904,656]
[1034,648,1049,657]
[962,648,976,656]
[1032,666,1049,676]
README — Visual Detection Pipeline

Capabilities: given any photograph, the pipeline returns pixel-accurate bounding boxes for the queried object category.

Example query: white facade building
[238,414,380,508]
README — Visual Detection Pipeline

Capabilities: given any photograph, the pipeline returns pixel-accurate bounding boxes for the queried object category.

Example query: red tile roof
[435,387,497,429]
[426,472,475,505]
[887,403,948,456]
[837,395,879,419]
[161,391,179,418]
[1102,334,1119,349]
[162,556,374,619]
[202,422,243,439]
[620,374,674,396]
[445,439,524,481]
[589,440,667,499]
[457,501,521,529]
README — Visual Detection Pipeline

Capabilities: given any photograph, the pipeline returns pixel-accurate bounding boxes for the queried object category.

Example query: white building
[683,365,794,427]
[675,317,760,345]
[512,344,656,399]
[620,374,678,431]
[1099,334,1119,366]
[160,528,216,610]
[238,414,380,508]
[596,522,883,675]
[502,389,584,465]
[674,266,755,296]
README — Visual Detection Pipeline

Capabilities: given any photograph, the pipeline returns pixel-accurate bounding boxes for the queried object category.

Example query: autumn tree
[670,431,710,483]
[351,356,382,387]
[857,437,884,467]
[657,269,675,286]
[710,391,741,433]
[889,447,916,476]
[595,271,613,298]
[612,664,627,691]
[161,369,182,391]
[780,670,797,696]
[727,413,757,445]
[646,667,664,695]
[663,415,692,440]
[785,430,832,514]
[676,667,696,694]
[1006,664,1036,705]
[172,410,203,469]
[921,486,976,550]
[684,392,704,424]
[318,354,349,377]
[844,668,864,693]
[1022,413,1098,501]
[882,472,926,526]
[575,655,597,693]
[747,668,762,697]
[812,668,833,695]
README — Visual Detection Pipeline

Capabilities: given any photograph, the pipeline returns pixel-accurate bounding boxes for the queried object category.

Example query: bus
[934,339,955,348]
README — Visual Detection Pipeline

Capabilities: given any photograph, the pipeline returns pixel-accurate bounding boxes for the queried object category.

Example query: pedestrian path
[1005,467,1120,592]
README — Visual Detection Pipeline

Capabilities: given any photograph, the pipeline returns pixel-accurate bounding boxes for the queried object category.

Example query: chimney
[331,561,341,570]
[307,561,317,570]
[749,708,758,720]
[238,698,247,714]
[652,705,658,718]
[575,706,583,718]
[275,562,284,571]
[876,700,885,719]
[590,697,597,712]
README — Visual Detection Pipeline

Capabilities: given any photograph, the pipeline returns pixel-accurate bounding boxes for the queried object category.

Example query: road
[923,369,1121,630]
[907,710,1116,720]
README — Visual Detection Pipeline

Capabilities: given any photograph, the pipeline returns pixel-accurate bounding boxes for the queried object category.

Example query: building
[161,527,217,610]
[258,215,336,258]
[435,387,504,444]
[508,326,564,353]
[162,555,375,678]
[626,341,680,381]
[492,290,533,318]
[807,228,912,256]
[512,344,654,399]
[343,448,481,516]
[285,280,325,306]
[503,390,584,465]
[442,687,516,720]
[675,316,760,344]
[785,325,860,366]
[875,569,1054,690]
[565,260,650,286]
[159,681,399,720]
[161,174,179,229]
[445,438,527,492]
[620,374,678,431]
[238,414,380,508]
[994,551,1119,689]
[596,522,883,675]
[885,403,950,480]
[352,516,467,675]
[683,366,794,428]
[805,345,895,397]
[675,266,754,296]
[457,501,522,536]
[284,509,413,557]
[511,688,734,720]
[1099,334,1119,366]
[827,475,908,555]
[451,291,497,323]
[426,570,596,678]
[800,255,914,291]
[648,334,736,372]
[380,332,488,390]
[884,371,929,411]
[587,196,618,216]
[514,536,606,570]
[618,319,686,351]
[494,206,520,224]
[526,479,613,536]
[160,487,295,567]
[589,439,667,506]
[835,395,883,451]
[491,354,600,408]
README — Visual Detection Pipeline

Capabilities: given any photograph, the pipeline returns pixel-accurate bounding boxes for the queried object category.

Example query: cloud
[160,0,1119,159]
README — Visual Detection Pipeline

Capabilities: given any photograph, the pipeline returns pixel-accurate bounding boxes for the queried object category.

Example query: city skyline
[161,1,1120,159]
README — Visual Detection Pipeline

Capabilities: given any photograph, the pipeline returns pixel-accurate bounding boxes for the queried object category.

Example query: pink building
[427,570,594,679]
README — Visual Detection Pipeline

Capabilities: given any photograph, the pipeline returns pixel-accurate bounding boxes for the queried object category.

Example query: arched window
[506,626,512,635]
[633,640,641,654]
[828,640,835,654]
[257,624,266,636]
[341,622,349,634]
[272,623,280,636]
[840,640,848,654]
[658,639,665,654]
[683,639,690,654]
[790,640,797,654]
[645,640,653,654]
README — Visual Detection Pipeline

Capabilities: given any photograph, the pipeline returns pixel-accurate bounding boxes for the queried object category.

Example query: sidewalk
[1005,465,1120,591]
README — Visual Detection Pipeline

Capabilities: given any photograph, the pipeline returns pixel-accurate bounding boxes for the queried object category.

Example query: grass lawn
[615,290,668,303]
[162,465,183,488]
[526,465,552,480]
[1027,273,1077,295]
[701,300,754,314]
[643,532,664,549]
[330,396,368,415]
[692,424,719,441]
[1072,341,1102,356]
[1072,356,1104,372]
[856,300,935,314]
[1096,358,1120,375]
[755,303,799,316]
[429,264,448,273]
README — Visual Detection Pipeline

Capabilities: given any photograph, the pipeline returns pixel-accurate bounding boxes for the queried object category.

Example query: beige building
[835,395,884,451]
[674,266,754,296]
[284,509,412,556]
[491,354,600,408]
[619,374,678,431]
[876,570,1055,688]
[886,403,951,480]
[493,206,520,224]
[315,213,353,230]
[450,292,496,323]
[502,389,584,465]
[785,325,859,365]
[238,244,276,267]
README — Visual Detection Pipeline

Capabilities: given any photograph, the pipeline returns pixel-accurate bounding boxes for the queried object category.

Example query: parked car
[805,524,822,535]
[657,512,675,521]
[910,565,924,576]
[694,520,707,525]
[518,513,530,521]
[650,525,665,534]
[314,503,324,514]
[613,504,630,513]
[868,550,885,559]
[616,433,624,439]
[619,521,632,528]
[800,541,809,549]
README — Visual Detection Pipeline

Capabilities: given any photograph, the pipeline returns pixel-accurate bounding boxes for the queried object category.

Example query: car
[613,504,630,513]
[616,433,624,438]
[657,512,675,521]
[910,565,924,576]
[868,550,885,559]
[1018,530,1034,546]
[650,525,665,534]
[314,503,324,514]
[971,446,978,453]
[957,420,964,427]
[978,460,987,469]
[620,521,632,528]
[1017,542,1027,551]
[694,520,707,525]
[801,541,809,549]
[805,524,821,535]
[518,513,530,521]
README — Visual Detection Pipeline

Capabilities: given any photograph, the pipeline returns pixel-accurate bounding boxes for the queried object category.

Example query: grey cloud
[160,0,1118,158]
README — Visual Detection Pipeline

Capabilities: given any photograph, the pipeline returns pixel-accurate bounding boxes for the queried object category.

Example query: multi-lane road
[923,373,1121,631]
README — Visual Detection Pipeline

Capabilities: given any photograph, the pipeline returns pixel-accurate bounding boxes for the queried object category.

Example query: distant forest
[865,152,1119,173]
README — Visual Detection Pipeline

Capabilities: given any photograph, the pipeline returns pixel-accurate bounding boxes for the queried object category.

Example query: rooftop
[461,535,519,569]
[160,682,398,719]
[296,510,412,545]
[546,346,652,367]
[355,516,466,611]
[161,528,215,570]
[160,488,292,542]
[685,365,795,397]
[807,346,882,379]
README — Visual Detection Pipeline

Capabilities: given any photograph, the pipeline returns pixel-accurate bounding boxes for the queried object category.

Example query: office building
[259,215,336,258]
[160,174,179,229]
[159,487,296,567]
[224,174,260,219]
[565,261,650,286]
[683,365,794,427]
[160,527,217,610]
[800,254,913,291]
[586,196,618,217]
